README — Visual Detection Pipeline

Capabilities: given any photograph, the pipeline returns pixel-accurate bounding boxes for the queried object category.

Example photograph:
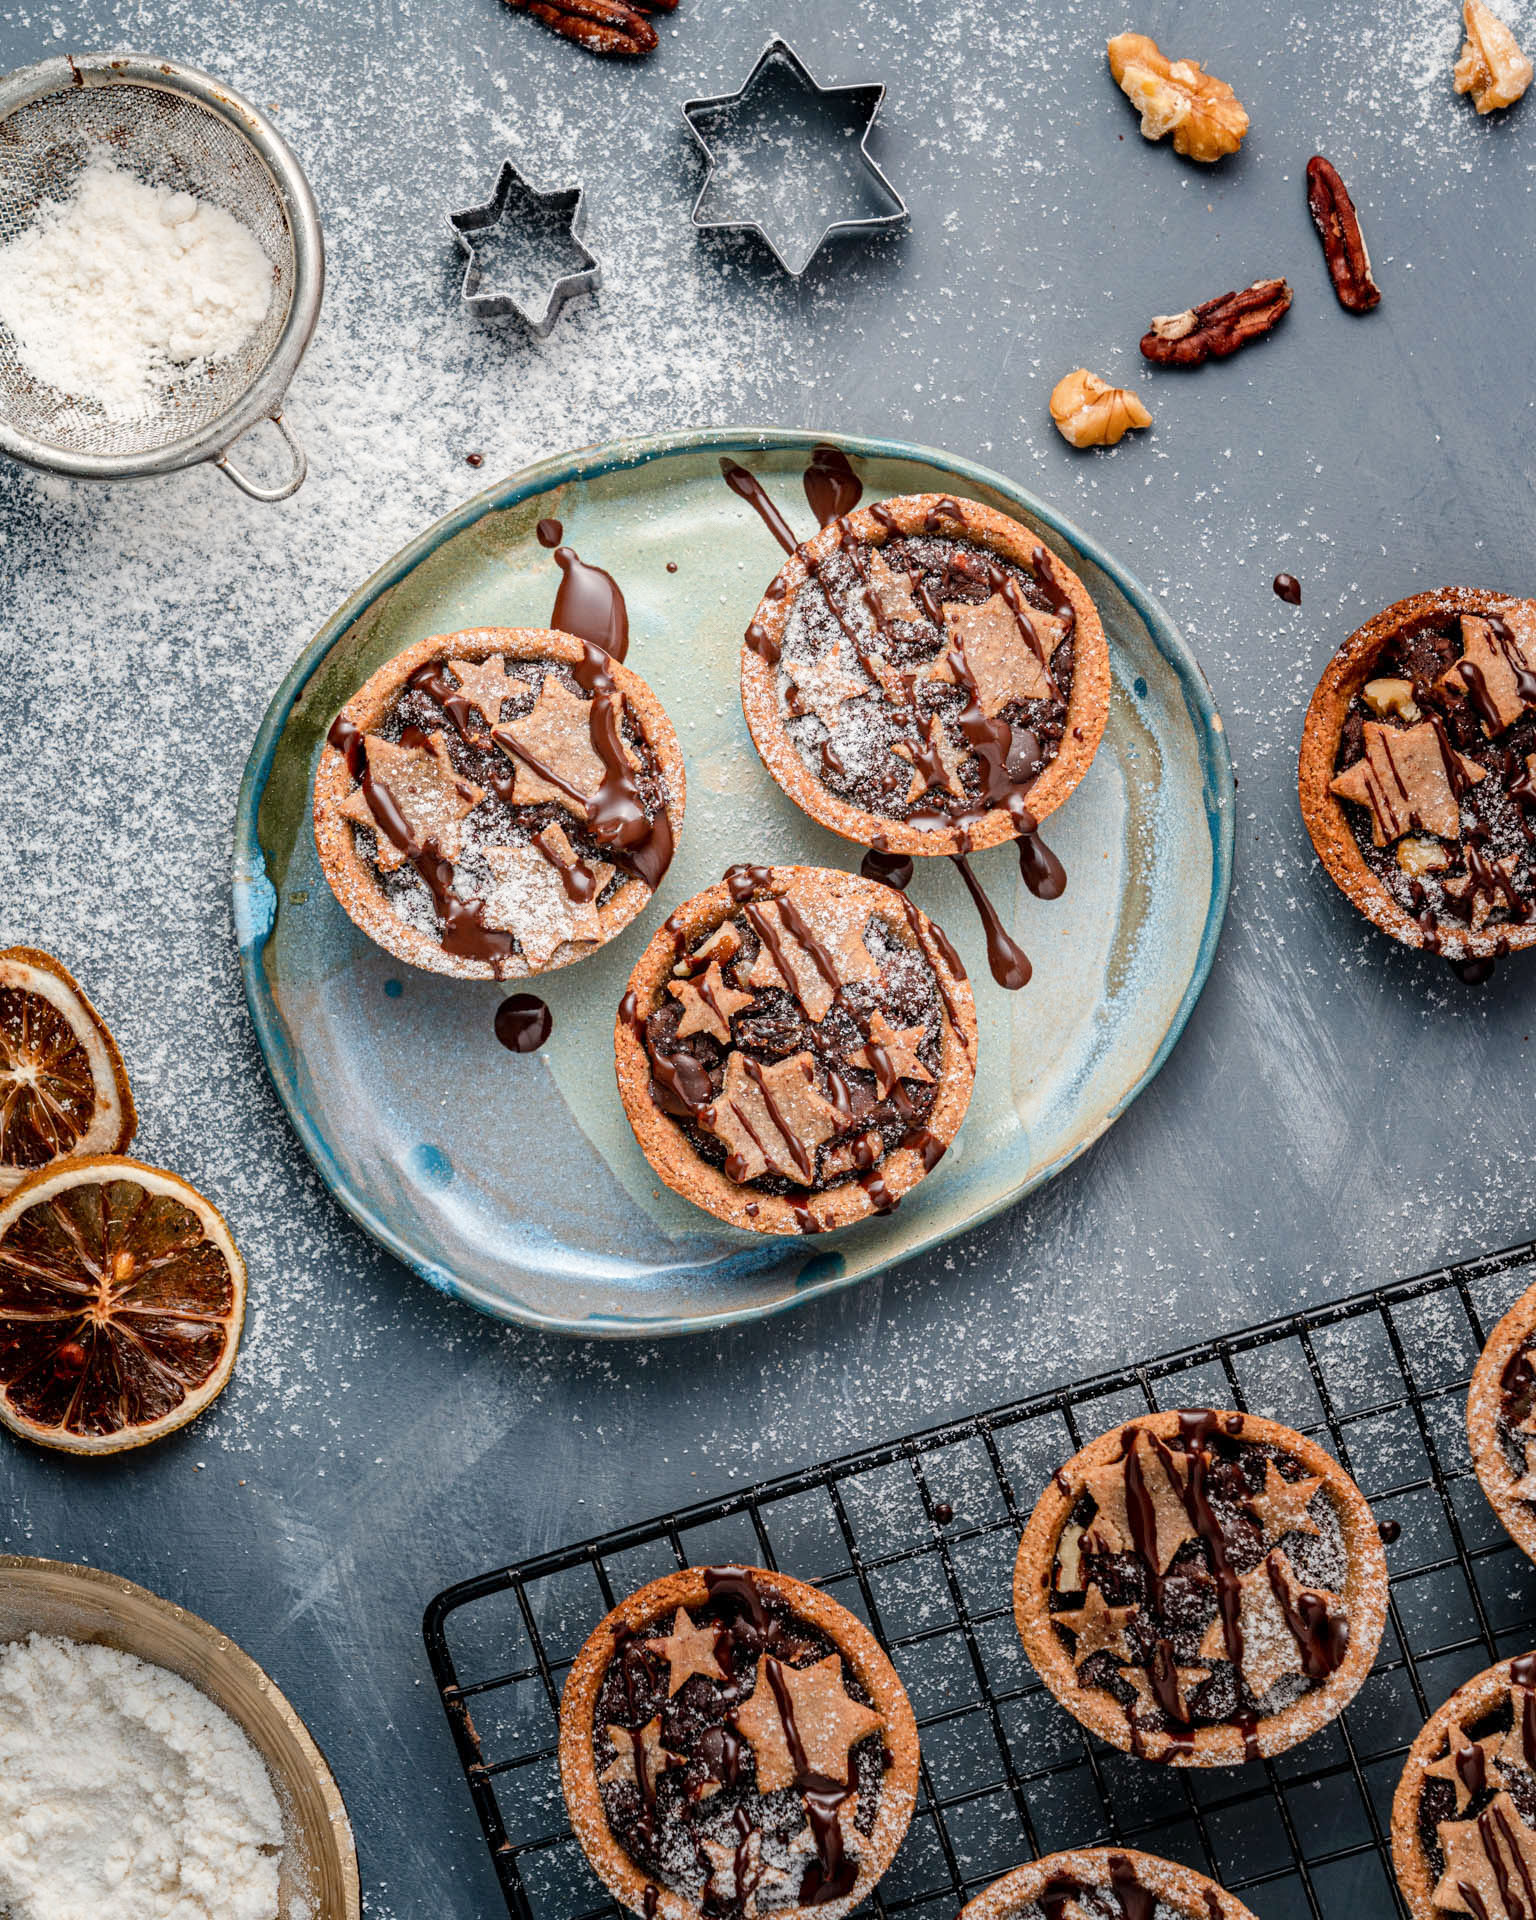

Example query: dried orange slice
[0,1156,246,1454]
[0,948,135,1194]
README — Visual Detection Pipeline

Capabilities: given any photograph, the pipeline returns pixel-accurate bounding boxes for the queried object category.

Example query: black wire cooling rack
[423,1243,1536,1920]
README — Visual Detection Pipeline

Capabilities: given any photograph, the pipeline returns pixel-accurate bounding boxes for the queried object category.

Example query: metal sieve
[0,53,324,501]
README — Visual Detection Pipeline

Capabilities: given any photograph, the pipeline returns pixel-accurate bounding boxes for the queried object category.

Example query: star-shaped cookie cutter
[448,160,601,338]
[681,38,907,277]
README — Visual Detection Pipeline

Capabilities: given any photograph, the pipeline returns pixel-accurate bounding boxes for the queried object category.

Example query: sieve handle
[213,412,308,503]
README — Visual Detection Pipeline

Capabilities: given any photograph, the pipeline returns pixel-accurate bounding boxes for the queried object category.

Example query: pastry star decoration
[850,1010,934,1093]
[1437,613,1536,735]
[782,648,872,728]
[1077,1431,1196,1572]
[1195,1549,1326,1701]
[1496,1687,1536,1775]
[700,1830,766,1909]
[598,1715,680,1796]
[893,712,969,800]
[1422,1723,1506,1814]
[1124,1651,1209,1725]
[866,550,927,625]
[706,1051,845,1185]
[1247,1461,1323,1543]
[927,595,1064,715]
[1434,1792,1536,1918]
[667,962,754,1045]
[492,674,609,817]
[651,1607,727,1695]
[446,653,531,730]
[1444,854,1521,933]
[335,731,484,872]
[743,891,881,1023]
[1328,719,1485,846]
[481,824,613,966]
[1065,1582,1137,1668]
[732,1654,883,1792]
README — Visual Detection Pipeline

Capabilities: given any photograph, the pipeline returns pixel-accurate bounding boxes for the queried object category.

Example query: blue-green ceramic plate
[234,428,1232,1338]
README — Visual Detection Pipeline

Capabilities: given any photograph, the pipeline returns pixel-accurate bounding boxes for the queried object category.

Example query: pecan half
[501,0,659,55]
[1305,156,1380,314]
[1140,278,1292,367]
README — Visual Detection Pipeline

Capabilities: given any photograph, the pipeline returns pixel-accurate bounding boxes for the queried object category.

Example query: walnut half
[1454,0,1533,111]
[1049,369,1152,448]
[1107,32,1249,162]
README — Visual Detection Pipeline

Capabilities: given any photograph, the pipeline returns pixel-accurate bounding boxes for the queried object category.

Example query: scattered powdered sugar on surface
[0,1634,283,1920]
[0,0,1533,1910]
[0,156,274,418]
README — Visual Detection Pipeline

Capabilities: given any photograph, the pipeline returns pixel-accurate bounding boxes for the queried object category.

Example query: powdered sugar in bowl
[0,1556,359,1918]
[0,53,323,500]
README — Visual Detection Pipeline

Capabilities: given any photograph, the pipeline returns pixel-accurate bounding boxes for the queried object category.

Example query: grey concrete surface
[0,0,1532,1910]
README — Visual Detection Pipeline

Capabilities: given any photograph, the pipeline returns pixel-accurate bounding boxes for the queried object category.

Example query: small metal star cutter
[682,37,907,277]
[448,160,601,338]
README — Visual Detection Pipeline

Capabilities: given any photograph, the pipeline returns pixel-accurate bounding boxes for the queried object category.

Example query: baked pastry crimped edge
[957,1846,1260,1920]
[1389,1652,1536,1919]
[1297,587,1536,959]
[557,1565,920,1920]
[1468,1279,1536,1564]
[312,627,687,982]
[613,863,978,1235]
[740,494,1111,857]
[1012,1408,1389,1765]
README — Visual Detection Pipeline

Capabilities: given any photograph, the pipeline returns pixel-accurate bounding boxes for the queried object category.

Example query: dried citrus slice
[0,948,135,1194]
[0,1156,246,1454]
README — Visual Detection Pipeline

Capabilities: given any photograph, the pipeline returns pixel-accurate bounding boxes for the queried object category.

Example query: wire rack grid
[423,1244,1536,1920]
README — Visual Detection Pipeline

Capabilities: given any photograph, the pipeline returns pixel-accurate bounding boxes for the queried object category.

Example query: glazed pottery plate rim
[234,425,1233,1340]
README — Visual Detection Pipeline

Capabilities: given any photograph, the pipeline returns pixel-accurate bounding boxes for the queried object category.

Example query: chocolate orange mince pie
[1014,1409,1387,1765]
[1390,1652,1536,1920]
[1468,1281,1536,1563]
[1299,590,1536,962]
[313,627,684,981]
[957,1847,1259,1920]
[558,1566,919,1920]
[740,494,1110,859]
[614,864,977,1234]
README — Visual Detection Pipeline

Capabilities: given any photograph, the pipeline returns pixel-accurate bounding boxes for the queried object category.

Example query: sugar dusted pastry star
[1077,1431,1196,1572]
[481,826,612,967]
[667,962,754,1046]
[706,1052,844,1185]
[1248,1460,1324,1542]
[597,1715,679,1794]
[742,890,881,1022]
[493,674,607,816]
[850,1010,935,1092]
[1065,1583,1137,1669]
[1421,1724,1506,1813]
[934,593,1063,713]
[445,653,530,730]
[334,731,484,872]
[733,1652,884,1792]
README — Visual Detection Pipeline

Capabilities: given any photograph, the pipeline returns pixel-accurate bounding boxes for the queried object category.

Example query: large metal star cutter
[682,38,907,276]
[448,160,601,338]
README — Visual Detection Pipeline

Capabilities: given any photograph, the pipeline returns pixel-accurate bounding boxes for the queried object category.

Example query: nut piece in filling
[1390,1653,1536,1920]
[1013,1409,1388,1765]
[739,495,1110,859]
[313,627,685,981]
[558,1565,919,1920]
[957,1846,1260,1920]
[614,865,977,1235]
[1467,1280,1536,1564]
[1299,591,1536,963]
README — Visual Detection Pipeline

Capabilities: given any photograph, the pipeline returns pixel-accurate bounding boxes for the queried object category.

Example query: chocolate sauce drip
[536,517,563,549]
[552,545,629,661]
[697,1724,743,1789]
[1019,829,1066,899]
[951,852,1031,989]
[1273,573,1302,605]
[408,662,480,742]
[702,1567,777,1639]
[724,863,775,904]
[1491,614,1536,707]
[1378,1518,1401,1544]
[720,457,798,554]
[1461,659,1506,734]
[1265,1553,1349,1678]
[860,847,914,891]
[803,445,863,528]
[621,988,713,1117]
[932,1501,954,1525]
[858,1165,899,1214]
[1452,956,1498,984]
[495,993,552,1053]
[900,1126,946,1172]
[761,1656,859,1905]
[745,618,781,666]
[1156,1415,1245,1682]
[643,1887,659,1919]
[1108,1854,1156,1920]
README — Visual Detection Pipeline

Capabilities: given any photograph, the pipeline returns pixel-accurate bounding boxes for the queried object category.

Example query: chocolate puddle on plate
[725,452,1071,990]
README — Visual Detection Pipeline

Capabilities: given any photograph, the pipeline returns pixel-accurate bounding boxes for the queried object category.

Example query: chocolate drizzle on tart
[1015,1410,1388,1765]
[1391,1656,1536,1920]
[1468,1282,1536,1567]
[314,629,684,983]
[614,865,977,1234]
[957,1847,1260,1920]
[559,1567,918,1920]
[1300,590,1536,966]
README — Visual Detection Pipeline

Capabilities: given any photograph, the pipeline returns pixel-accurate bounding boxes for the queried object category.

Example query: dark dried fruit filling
[1328,607,1536,944]
[760,526,1075,831]
[592,1571,887,1914]
[1415,1659,1536,1914]
[1051,1414,1351,1754]
[624,874,958,1210]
